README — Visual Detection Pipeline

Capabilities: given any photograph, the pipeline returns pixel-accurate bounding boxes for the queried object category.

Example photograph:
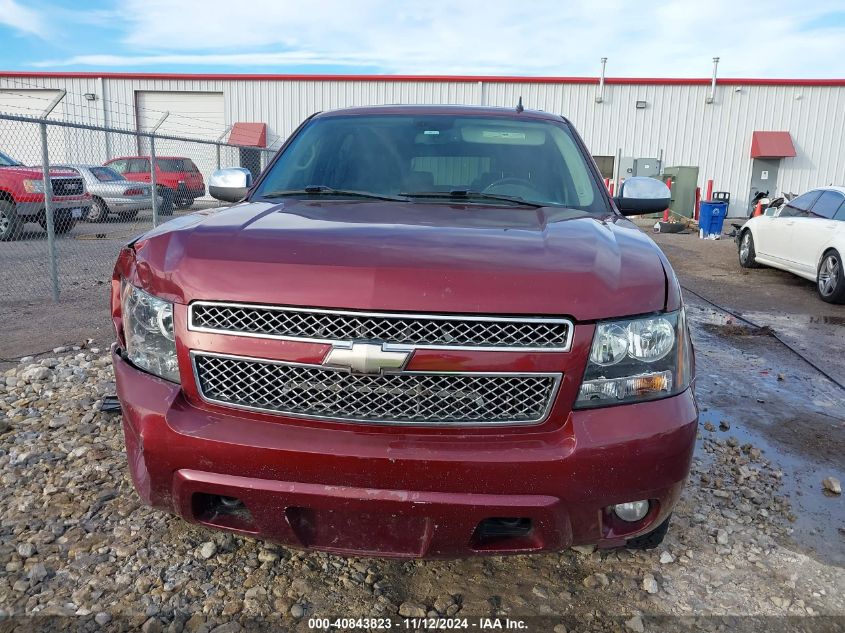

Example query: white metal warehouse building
[1,71,844,217]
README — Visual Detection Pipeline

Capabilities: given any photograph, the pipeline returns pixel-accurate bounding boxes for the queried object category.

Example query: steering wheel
[483,177,537,193]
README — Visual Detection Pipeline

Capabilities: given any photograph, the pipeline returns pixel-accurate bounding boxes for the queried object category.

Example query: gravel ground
[1,307,843,632]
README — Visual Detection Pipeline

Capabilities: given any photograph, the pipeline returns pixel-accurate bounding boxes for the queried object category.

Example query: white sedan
[737,186,845,303]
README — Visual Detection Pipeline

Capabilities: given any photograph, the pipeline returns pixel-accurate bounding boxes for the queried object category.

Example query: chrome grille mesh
[51,177,84,197]
[193,353,558,425]
[190,302,571,350]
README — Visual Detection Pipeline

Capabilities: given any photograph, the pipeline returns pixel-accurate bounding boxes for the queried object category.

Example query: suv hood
[0,166,79,178]
[133,200,669,321]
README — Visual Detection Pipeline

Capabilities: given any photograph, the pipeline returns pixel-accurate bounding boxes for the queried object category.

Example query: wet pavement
[686,295,844,567]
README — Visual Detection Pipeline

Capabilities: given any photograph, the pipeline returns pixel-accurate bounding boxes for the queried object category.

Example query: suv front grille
[52,178,84,197]
[192,352,560,426]
[189,302,572,351]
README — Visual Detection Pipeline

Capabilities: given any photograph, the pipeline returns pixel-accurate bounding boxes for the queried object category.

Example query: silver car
[54,164,159,222]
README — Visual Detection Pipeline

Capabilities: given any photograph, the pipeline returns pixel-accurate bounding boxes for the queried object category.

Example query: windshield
[90,166,124,182]
[253,114,607,212]
[0,150,21,167]
[157,158,198,172]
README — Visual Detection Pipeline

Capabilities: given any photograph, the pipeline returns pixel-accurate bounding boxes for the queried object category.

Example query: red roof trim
[2,70,844,87]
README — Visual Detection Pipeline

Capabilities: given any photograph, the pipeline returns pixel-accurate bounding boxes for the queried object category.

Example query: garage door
[135,91,225,199]
[0,89,65,165]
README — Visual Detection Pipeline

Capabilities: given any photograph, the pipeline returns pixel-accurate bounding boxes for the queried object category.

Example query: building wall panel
[1,74,844,217]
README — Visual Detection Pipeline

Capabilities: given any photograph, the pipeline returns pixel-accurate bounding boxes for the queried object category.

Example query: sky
[1,0,845,77]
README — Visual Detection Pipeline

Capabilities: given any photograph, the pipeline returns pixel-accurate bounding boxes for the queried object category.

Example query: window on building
[592,156,615,180]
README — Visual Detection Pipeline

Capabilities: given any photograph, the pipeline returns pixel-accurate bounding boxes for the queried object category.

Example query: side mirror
[613,177,671,216]
[209,167,253,203]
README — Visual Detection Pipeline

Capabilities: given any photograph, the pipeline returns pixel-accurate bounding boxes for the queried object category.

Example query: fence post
[215,127,231,171]
[39,122,60,301]
[150,136,159,228]
[147,112,170,228]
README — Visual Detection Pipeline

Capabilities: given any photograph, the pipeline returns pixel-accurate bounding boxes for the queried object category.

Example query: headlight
[121,282,180,383]
[23,179,46,193]
[575,309,692,408]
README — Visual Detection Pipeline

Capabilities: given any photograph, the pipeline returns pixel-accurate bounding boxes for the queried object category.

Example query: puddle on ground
[701,323,774,337]
[686,299,845,567]
[698,405,845,567]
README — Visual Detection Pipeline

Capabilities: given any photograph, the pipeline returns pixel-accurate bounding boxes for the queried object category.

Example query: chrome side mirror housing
[209,167,253,203]
[614,177,671,216]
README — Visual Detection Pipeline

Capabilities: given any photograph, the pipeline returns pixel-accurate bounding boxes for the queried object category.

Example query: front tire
[158,187,174,216]
[86,198,109,223]
[0,200,22,241]
[625,514,671,550]
[39,213,76,235]
[175,195,193,209]
[817,250,845,304]
[738,230,760,268]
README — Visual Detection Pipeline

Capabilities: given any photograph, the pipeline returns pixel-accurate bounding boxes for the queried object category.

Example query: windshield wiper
[400,190,545,208]
[261,185,406,202]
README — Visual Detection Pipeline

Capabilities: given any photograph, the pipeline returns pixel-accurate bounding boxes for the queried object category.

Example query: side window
[809,191,845,219]
[834,203,845,222]
[109,159,128,174]
[128,159,150,173]
[780,190,821,218]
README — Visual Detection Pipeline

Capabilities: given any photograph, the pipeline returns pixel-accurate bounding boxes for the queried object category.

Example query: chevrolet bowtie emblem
[323,341,411,374]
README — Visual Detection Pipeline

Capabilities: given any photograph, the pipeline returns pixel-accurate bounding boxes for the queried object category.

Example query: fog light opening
[192,492,256,533]
[218,495,244,510]
[613,500,650,523]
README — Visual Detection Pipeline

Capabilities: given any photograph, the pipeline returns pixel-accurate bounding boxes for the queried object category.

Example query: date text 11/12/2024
[307,617,530,630]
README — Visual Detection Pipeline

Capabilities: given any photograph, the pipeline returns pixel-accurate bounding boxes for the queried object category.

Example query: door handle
[784,221,795,226]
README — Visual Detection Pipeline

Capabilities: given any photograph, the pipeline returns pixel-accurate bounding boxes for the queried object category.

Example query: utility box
[661,166,699,218]
[618,156,662,180]
[633,158,661,177]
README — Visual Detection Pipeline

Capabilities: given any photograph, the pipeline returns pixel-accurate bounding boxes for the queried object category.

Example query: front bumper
[103,196,159,212]
[16,197,90,218]
[114,348,697,558]
[174,183,205,198]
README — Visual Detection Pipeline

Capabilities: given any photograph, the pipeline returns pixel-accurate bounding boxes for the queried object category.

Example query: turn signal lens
[577,371,673,402]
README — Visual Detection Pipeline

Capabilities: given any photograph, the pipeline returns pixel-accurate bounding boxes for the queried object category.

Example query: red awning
[750,131,795,158]
[228,122,267,148]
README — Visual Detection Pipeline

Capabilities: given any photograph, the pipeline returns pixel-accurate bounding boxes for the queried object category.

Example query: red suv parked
[111,106,697,557]
[104,156,205,211]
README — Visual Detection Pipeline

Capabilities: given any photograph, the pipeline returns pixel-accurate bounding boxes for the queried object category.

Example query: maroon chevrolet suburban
[112,105,697,557]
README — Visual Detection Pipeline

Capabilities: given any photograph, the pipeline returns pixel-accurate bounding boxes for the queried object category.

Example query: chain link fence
[0,113,275,307]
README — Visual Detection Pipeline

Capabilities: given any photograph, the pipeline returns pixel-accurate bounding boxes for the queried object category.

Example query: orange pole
[705,179,714,201]
[663,179,672,221]
[753,201,763,217]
